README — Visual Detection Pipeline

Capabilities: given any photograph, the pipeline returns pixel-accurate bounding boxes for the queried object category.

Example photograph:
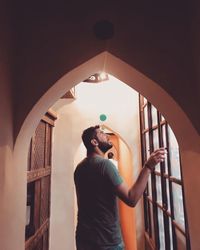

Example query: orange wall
[110,135,137,250]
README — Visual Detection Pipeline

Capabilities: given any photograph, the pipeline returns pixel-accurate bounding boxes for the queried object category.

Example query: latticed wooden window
[25,110,57,250]
[139,95,190,250]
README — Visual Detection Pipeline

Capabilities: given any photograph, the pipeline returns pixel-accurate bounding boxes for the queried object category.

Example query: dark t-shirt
[74,155,123,247]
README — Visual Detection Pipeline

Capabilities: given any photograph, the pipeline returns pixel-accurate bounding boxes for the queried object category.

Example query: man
[74,125,166,250]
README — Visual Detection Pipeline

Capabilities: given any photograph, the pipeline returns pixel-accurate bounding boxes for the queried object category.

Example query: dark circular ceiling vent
[93,20,114,40]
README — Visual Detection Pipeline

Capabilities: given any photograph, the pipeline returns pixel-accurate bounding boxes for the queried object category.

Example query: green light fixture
[99,114,107,121]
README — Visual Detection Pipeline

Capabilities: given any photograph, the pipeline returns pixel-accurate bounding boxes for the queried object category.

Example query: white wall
[49,75,143,250]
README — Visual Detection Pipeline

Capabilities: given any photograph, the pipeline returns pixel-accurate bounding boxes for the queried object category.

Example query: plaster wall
[0,71,25,250]
[0,4,26,249]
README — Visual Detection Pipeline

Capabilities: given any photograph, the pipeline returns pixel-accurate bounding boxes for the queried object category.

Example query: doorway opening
[13,52,198,250]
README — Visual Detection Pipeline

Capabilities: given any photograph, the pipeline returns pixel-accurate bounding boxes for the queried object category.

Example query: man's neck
[87,148,104,158]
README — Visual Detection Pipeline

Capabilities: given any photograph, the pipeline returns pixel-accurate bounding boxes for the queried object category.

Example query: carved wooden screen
[139,95,190,250]
[25,110,57,250]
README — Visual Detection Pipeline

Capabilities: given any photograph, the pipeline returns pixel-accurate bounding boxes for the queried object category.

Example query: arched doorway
[48,78,141,250]
[13,52,200,249]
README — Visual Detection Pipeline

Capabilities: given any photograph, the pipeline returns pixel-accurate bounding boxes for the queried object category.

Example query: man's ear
[91,139,98,147]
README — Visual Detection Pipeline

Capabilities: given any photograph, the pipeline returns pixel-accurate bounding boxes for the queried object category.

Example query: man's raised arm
[115,148,167,207]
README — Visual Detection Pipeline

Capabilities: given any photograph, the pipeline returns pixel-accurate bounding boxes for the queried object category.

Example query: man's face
[94,128,113,153]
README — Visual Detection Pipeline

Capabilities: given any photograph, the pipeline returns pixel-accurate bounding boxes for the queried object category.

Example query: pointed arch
[14,52,199,157]
[13,51,200,249]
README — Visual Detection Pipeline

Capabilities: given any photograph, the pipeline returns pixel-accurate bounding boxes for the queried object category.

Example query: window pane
[158,208,165,249]
[144,106,149,129]
[161,115,165,121]
[169,218,174,249]
[172,183,185,229]
[166,179,171,212]
[148,176,152,198]
[151,105,158,127]
[161,124,167,148]
[145,132,150,159]
[155,163,161,173]
[153,129,159,150]
[163,161,168,175]
[153,129,160,172]
[168,126,181,179]
[150,203,155,241]
[160,124,168,174]
[156,175,162,205]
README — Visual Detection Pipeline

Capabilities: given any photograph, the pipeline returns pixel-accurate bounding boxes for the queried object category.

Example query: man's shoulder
[74,156,114,174]
[94,157,115,169]
[74,158,87,174]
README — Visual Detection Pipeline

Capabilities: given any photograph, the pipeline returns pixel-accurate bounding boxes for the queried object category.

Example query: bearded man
[74,125,166,250]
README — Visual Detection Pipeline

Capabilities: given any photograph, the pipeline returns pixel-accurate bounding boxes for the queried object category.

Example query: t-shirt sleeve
[103,159,123,186]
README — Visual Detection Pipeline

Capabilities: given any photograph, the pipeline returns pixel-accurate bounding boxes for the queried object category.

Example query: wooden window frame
[139,95,190,250]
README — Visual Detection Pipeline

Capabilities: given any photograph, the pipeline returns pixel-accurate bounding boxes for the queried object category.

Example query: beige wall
[49,78,142,249]
[0,4,26,249]
[0,74,24,250]
[49,108,77,250]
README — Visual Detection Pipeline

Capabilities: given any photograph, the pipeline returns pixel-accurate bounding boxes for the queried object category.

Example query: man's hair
[82,125,100,151]
[108,152,114,159]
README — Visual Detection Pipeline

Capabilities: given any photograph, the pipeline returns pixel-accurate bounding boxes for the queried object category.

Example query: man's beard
[98,140,113,153]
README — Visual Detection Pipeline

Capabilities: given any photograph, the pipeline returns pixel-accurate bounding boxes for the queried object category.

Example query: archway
[14,52,200,153]
[49,80,141,250]
[13,52,200,249]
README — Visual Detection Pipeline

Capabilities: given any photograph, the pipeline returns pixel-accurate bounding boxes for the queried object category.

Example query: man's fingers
[152,148,167,163]
[153,147,165,153]
[156,150,167,162]
[154,148,167,155]
[146,148,168,169]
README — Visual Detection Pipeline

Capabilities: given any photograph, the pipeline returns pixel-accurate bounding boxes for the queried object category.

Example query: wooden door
[25,110,57,250]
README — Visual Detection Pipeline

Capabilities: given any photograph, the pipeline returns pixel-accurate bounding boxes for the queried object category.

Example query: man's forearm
[128,165,151,206]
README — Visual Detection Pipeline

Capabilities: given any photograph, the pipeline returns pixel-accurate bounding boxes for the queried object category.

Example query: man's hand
[144,148,167,171]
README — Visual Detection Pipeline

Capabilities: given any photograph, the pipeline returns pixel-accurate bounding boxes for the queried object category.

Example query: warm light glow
[74,74,139,127]
[99,72,107,81]
[83,72,109,83]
